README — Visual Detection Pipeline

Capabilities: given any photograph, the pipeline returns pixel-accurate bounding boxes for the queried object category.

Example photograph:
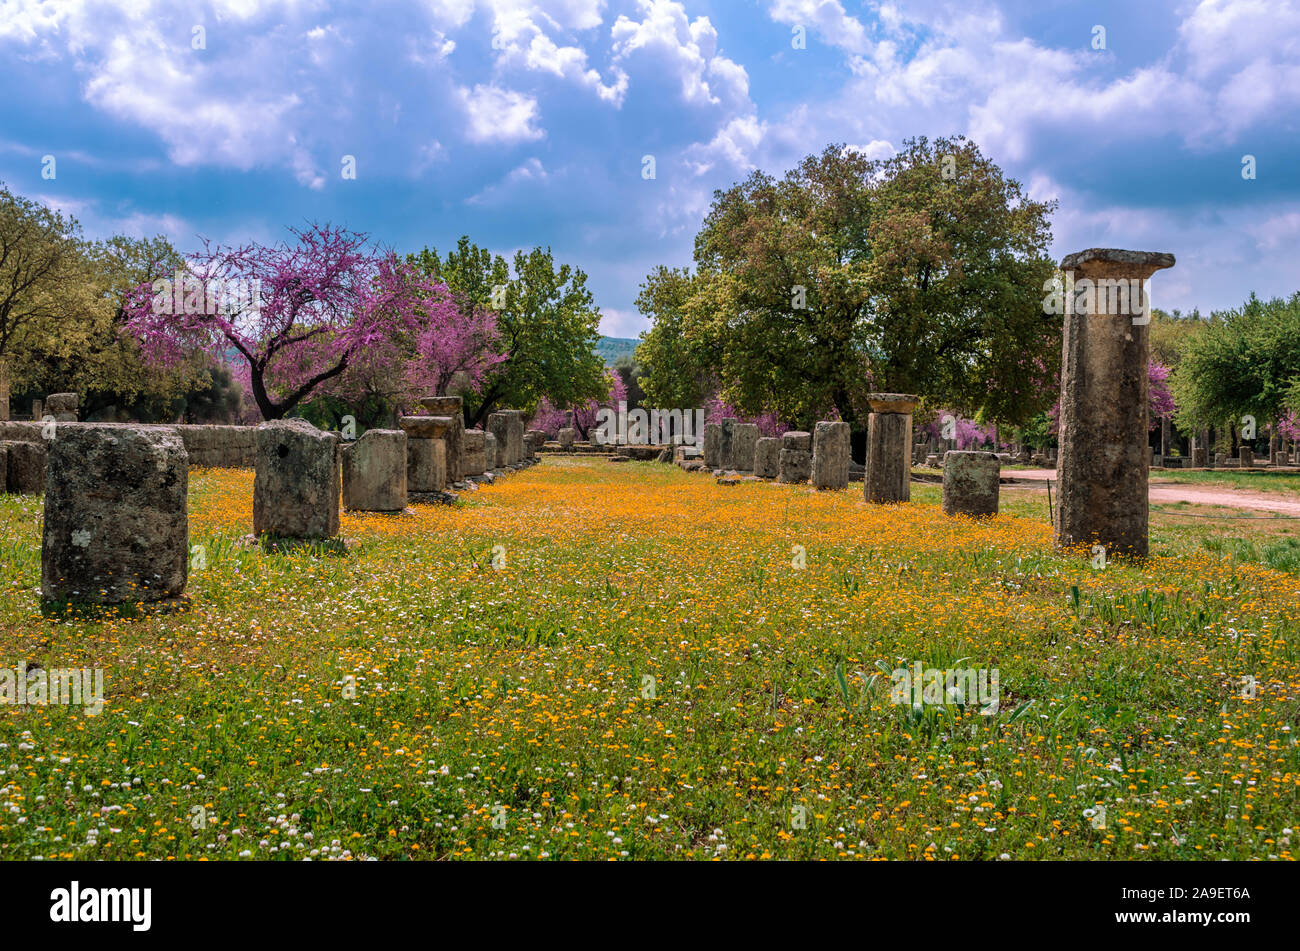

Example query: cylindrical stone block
[864,394,918,503]
[42,424,188,611]
[732,423,759,472]
[418,396,464,483]
[703,424,721,468]
[46,392,79,422]
[1055,249,1174,558]
[753,437,780,478]
[484,431,499,470]
[941,450,1000,518]
[463,429,487,476]
[406,438,446,492]
[254,418,341,539]
[341,429,407,512]
[778,449,811,483]
[558,427,575,449]
[781,430,811,451]
[1239,446,1253,467]
[811,421,850,490]
[2,439,46,493]
[718,418,736,469]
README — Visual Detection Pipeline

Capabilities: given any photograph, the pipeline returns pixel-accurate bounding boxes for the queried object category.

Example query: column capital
[866,393,919,414]
[1060,248,1175,281]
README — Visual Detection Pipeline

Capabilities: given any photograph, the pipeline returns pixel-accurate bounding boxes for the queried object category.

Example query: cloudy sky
[1,0,1296,337]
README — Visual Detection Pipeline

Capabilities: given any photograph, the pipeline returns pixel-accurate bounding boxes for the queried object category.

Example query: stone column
[419,396,464,483]
[753,437,780,479]
[719,418,736,469]
[733,423,759,472]
[1055,248,1175,558]
[942,450,1000,518]
[46,392,79,422]
[341,429,407,512]
[254,418,341,540]
[777,431,811,483]
[558,427,576,450]
[864,393,919,503]
[41,424,189,614]
[703,424,721,469]
[486,413,511,466]
[811,421,850,489]
[1240,445,1254,467]
[463,430,487,476]
[398,416,448,493]
[1160,415,1170,458]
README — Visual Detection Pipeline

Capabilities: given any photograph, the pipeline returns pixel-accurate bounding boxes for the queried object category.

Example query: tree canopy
[636,137,1058,433]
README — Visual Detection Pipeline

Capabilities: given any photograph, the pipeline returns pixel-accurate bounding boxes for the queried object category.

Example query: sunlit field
[2,458,1297,860]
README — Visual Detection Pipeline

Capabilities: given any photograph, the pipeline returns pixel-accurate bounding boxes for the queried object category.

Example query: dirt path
[1000,469,1300,516]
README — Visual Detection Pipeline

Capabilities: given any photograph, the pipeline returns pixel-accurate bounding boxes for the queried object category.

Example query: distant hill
[595,336,639,366]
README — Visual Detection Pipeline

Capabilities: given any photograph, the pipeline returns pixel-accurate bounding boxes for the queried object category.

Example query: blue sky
[2,0,1297,337]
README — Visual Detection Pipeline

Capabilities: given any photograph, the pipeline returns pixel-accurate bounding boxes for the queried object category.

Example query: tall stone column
[864,393,918,503]
[1055,248,1175,558]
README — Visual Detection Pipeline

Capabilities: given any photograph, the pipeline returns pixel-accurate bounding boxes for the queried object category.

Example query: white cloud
[456,83,545,143]
[611,0,749,108]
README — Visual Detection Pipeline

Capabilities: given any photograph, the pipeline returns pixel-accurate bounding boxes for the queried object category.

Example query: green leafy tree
[409,237,607,427]
[1172,292,1300,436]
[641,138,1057,434]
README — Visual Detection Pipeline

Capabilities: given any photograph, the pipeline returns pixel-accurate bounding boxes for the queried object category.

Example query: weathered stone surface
[865,394,918,504]
[1240,446,1254,467]
[487,413,516,466]
[732,423,759,472]
[407,436,446,493]
[1055,249,1174,558]
[525,429,547,459]
[41,424,188,609]
[505,412,525,466]
[253,418,340,540]
[778,448,811,484]
[703,424,722,469]
[941,450,1000,518]
[811,421,851,490]
[463,429,487,476]
[484,431,499,470]
[398,415,448,439]
[45,392,79,422]
[718,418,736,469]
[558,427,576,449]
[782,430,811,451]
[341,429,407,512]
[1191,447,1207,467]
[418,397,465,483]
[2,439,46,493]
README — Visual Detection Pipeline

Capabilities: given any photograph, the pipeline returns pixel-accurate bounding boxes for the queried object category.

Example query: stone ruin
[942,450,1000,518]
[778,431,811,484]
[811,421,850,490]
[732,423,758,473]
[865,394,918,503]
[399,415,452,498]
[42,424,189,615]
[419,396,465,484]
[753,437,780,479]
[341,428,407,512]
[1055,248,1175,558]
[46,392,79,422]
[254,417,341,542]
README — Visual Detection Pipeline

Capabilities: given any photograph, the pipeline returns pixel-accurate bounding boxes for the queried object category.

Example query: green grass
[2,462,1298,861]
